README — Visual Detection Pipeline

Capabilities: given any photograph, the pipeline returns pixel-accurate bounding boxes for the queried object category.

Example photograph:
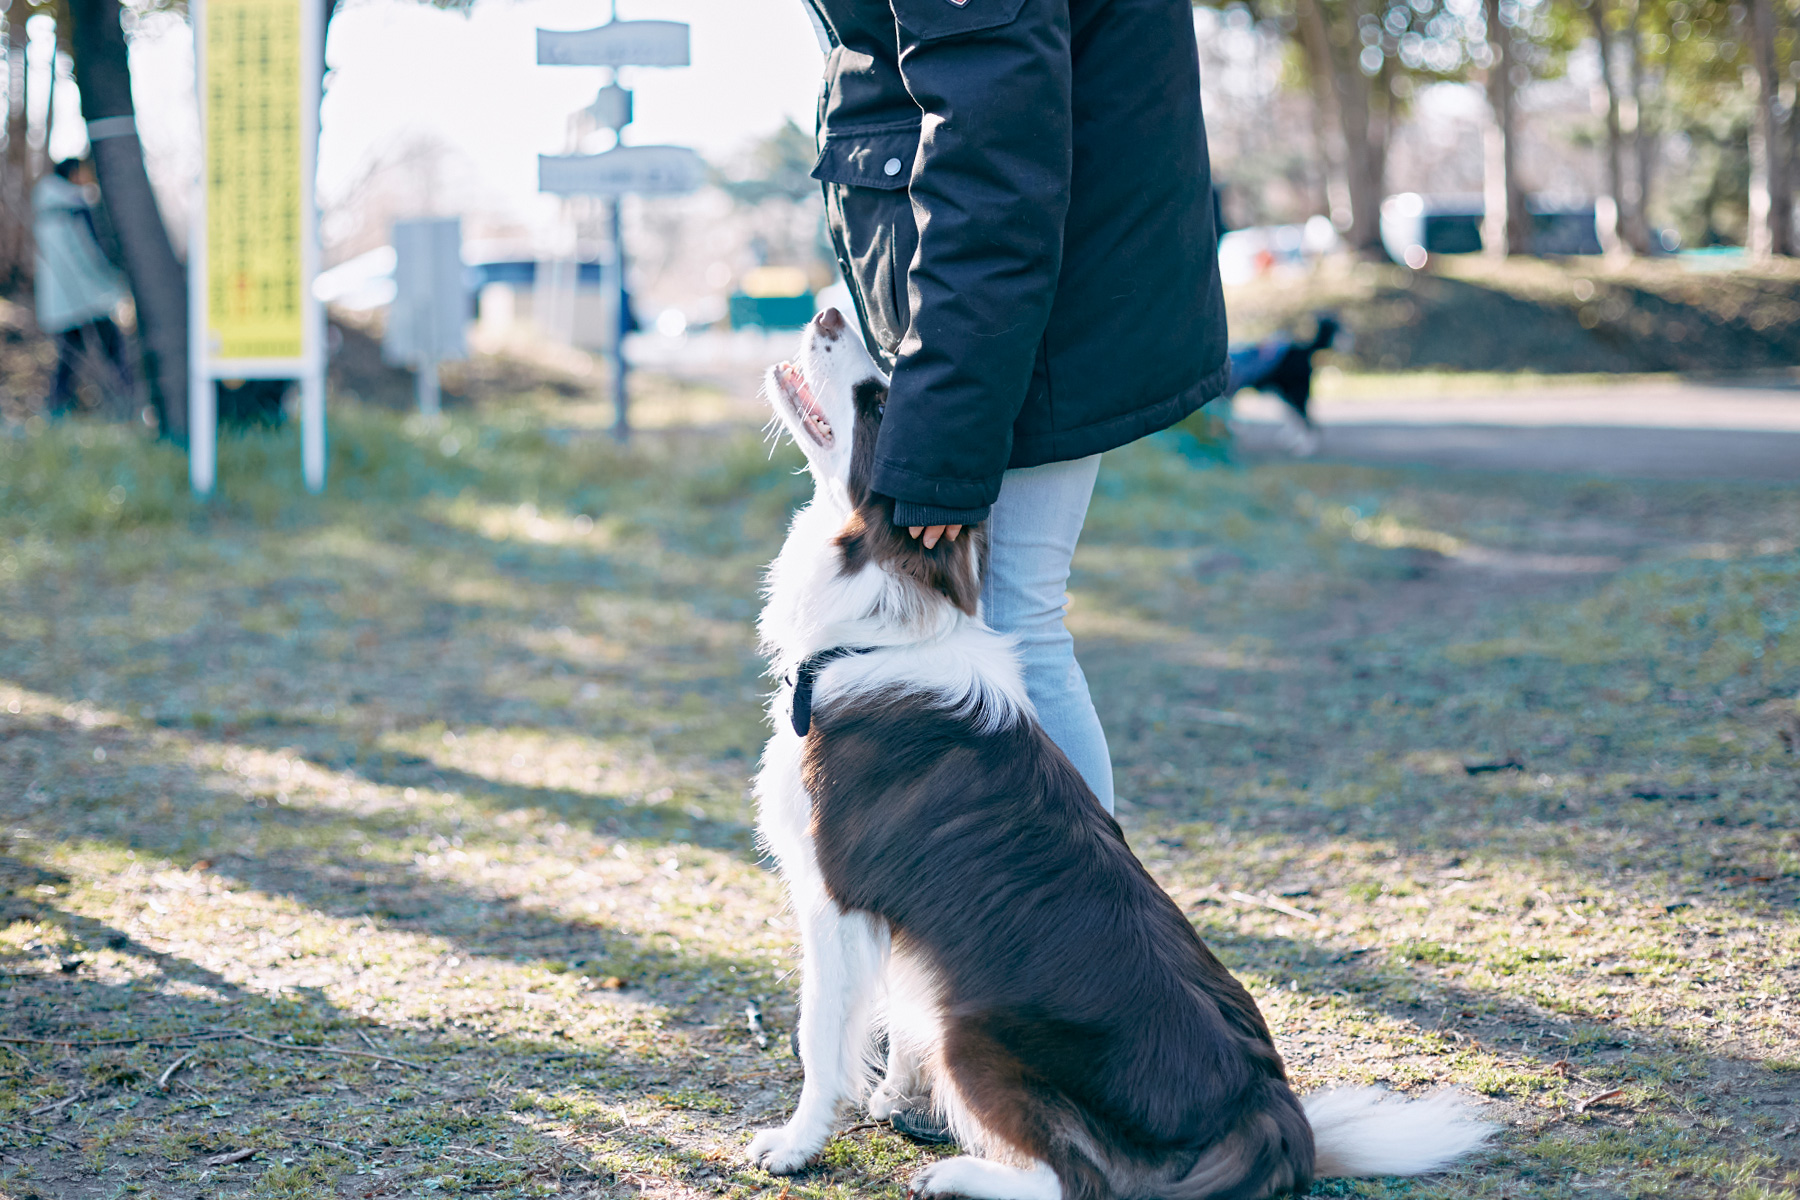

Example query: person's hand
[908,525,963,549]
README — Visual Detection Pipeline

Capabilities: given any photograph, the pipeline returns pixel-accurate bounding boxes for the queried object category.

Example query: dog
[1227,315,1341,457]
[746,309,1491,1200]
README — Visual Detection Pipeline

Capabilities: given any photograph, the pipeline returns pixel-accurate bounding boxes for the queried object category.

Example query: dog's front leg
[748,882,887,1174]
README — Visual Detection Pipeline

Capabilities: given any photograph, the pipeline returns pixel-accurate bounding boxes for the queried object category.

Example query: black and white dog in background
[747,309,1492,1200]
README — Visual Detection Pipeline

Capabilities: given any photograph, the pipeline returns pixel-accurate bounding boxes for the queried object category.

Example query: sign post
[385,218,467,417]
[189,0,326,495]
[535,19,698,439]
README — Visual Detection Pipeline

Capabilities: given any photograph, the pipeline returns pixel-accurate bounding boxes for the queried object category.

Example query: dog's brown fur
[833,378,987,616]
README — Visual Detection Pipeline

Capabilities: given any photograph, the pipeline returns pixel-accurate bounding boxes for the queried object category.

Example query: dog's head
[766,308,887,503]
[765,310,983,616]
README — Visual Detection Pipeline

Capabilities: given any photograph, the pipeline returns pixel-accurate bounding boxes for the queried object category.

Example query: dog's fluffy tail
[1303,1087,1494,1178]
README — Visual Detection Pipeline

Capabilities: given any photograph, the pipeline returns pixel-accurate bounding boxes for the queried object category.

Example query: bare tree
[67,0,188,438]
[1622,0,1656,251]
[1744,0,1792,256]
[1294,0,1393,257]
[1482,0,1531,256]
[1,0,37,296]
[1591,0,1634,251]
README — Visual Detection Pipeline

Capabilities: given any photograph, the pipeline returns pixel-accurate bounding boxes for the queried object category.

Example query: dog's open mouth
[774,362,833,447]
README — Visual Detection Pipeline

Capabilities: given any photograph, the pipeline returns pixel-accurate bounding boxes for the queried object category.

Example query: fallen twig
[836,1121,883,1136]
[158,1051,195,1090]
[228,1030,432,1071]
[1573,1088,1624,1113]
[291,1134,366,1158]
[26,1088,85,1117]
[1549,1059,1606,1089]
[445,1142,522,1163]
[1227,890,1320,923]
[0,1030,238,1050]
[0,1034,159,1048]
[0,1119,80,1148]
[205,1147,257,1166]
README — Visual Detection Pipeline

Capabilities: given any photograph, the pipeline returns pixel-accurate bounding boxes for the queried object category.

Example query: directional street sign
[536,20,689,67]
[587,83,633,132]
[535,17,696,440]
[539,145,706,197]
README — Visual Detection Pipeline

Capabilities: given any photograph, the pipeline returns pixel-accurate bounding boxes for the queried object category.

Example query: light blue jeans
[981,455,1114,813]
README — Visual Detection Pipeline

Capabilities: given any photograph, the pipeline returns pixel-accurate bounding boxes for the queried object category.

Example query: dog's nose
[813,308,846,339]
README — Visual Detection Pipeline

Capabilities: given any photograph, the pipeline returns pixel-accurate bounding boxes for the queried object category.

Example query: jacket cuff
[891,500,990,528]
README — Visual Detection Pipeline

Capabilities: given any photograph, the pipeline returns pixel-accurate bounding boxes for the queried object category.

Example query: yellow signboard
[204,0,305,360]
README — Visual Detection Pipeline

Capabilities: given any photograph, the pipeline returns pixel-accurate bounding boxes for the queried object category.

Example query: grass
[0,392,1797,1199]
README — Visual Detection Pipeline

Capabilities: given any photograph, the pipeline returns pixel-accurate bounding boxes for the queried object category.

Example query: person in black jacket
[805,0,1229,824]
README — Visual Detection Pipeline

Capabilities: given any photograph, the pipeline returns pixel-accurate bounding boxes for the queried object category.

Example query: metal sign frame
[188,0,328,496]
[385,217,467,418]
[535,20,690,67]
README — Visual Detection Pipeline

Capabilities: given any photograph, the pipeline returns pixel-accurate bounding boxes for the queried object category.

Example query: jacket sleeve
[869,0,1074,521]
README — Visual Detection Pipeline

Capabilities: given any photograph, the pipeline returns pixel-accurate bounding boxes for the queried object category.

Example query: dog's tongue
[779,362,822,417]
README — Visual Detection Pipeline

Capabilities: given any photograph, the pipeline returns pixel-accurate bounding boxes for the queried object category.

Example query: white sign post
[535,19,699,439]
[385,218,467,418]
[189,0,327,496]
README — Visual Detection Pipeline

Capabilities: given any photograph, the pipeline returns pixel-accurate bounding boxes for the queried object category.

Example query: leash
[786,646,877,736]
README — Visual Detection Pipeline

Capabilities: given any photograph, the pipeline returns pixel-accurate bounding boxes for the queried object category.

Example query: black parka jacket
[806,0,1229,526]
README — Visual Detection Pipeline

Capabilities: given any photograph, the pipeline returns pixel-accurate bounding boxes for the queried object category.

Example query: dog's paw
[910,1158,1058,1200]
[909,1158,972,1197]
[747,1124,822,1175]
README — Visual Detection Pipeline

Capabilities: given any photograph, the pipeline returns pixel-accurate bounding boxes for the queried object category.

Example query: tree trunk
[1746,0,1792,257]
[1590,0,1630,256]
[66,0,189,440]
[1296,0,1390,257]
[1293,0,1352,232]
[1621,2,1653,252]
[1,0,35,296]
[1482,0,1530,257]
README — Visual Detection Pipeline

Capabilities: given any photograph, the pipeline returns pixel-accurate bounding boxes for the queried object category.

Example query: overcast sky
[108,0,824,237]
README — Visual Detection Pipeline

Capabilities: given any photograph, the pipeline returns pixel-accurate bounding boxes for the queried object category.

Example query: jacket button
[883,157,903,176]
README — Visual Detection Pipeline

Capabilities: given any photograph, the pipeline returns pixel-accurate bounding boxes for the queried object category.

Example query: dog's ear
[845,378,887,507]
[837,495,984,616]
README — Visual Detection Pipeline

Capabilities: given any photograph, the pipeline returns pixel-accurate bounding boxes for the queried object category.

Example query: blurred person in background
[806,0,1229,844]
[33,158,132,416]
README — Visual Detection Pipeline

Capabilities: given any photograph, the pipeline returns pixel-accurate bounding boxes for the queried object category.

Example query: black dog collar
[787,646,876,737]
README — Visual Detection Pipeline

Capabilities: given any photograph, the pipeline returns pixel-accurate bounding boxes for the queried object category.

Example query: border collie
[746,309,1492,1200]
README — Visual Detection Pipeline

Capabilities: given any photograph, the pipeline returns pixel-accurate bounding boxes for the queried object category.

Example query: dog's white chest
[754,727,814,878]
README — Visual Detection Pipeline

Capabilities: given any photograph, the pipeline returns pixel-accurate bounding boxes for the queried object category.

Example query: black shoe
[889,1105,955,1145]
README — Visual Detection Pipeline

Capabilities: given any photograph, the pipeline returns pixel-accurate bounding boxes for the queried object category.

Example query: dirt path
[1234,379,1800,480]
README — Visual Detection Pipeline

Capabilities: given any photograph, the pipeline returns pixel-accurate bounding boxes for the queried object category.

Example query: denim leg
[980,455,1113,813]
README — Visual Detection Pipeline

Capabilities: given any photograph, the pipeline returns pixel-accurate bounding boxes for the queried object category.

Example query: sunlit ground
[0,389,1796,1199]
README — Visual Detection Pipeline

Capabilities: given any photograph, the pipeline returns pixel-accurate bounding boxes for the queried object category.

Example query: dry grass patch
[0,399,1795,1198]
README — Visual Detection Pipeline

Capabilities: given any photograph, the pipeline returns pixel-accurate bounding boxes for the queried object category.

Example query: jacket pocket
[888,0,1029,40]
[825,179,917,358]
[810,124,920,190]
